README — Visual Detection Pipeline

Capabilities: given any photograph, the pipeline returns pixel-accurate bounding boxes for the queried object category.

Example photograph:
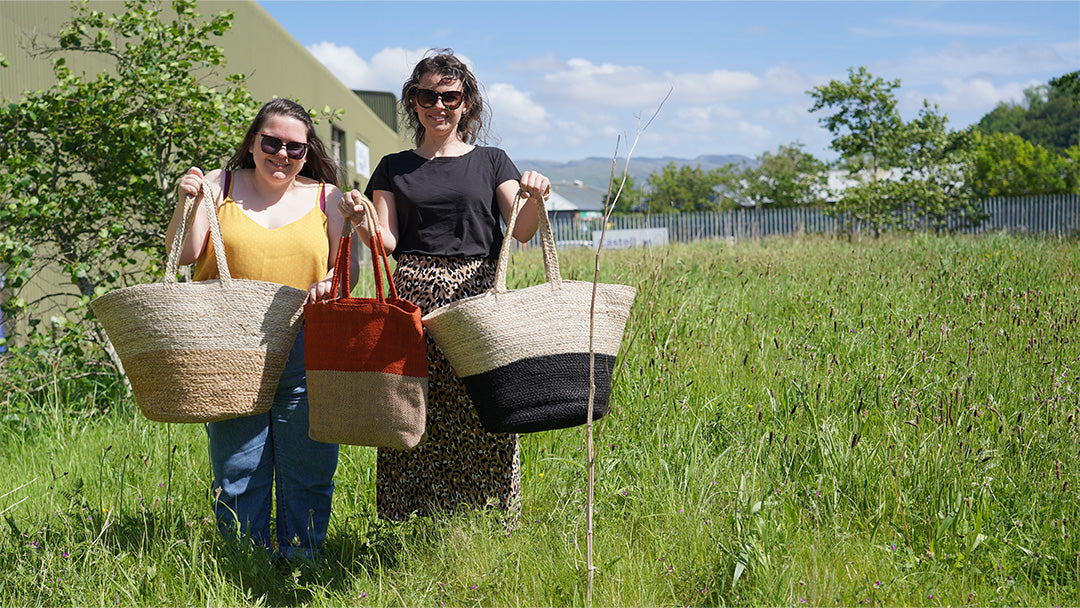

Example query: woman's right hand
[339,189,369,227]
[178,167,204,199]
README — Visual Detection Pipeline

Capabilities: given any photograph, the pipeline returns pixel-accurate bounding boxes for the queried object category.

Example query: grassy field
[1,232,1078,606]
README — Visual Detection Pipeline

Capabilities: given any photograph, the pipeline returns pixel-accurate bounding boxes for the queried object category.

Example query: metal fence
[537,194,1080,249]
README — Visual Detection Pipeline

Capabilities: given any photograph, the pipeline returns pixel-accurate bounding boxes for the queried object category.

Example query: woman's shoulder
[197,168,231,203]
[383,149,424,162]
[293,175,342,198]
[482,146,519,166]
[473,145,510,158]
[373,149,428,177]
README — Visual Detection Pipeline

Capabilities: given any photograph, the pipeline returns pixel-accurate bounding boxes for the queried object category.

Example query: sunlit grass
[1,232,1077,606]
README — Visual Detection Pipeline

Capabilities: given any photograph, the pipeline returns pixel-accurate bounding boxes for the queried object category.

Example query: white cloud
[850,18,1021,39]
[305,44,478,93]
[661,104,774,155]
[883,17,1023,38]
[504,52,566,74]
[534,57,760,110]
[764,63,814,97]
[540,58,673,107]
[895,41,1080,84]
[752,101,812,129]
[903,77,1042,115]
[667,69,761,103]
[487,82,553,137]
[735,120,773,146]
[305,41,373,88]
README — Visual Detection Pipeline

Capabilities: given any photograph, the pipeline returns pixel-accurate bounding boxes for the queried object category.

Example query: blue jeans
[207,327,338,560]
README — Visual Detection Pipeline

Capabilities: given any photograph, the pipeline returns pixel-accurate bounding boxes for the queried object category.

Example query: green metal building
[0,0,404,188]
[0,0,405,341]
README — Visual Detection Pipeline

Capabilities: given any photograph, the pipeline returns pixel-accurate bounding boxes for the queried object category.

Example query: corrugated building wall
[0,0,406,342]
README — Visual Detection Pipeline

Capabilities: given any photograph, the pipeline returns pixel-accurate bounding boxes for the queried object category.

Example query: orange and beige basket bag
[90,180,308,423]
[304,195,428,449]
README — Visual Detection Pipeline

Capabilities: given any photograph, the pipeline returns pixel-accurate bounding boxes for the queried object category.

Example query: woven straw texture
[91,181,307,423]
[422,192,636,433]
[422,280,634,377]
[305,195,428,448]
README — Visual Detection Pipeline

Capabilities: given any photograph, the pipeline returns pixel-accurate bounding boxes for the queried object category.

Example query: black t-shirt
[364,146,521,259]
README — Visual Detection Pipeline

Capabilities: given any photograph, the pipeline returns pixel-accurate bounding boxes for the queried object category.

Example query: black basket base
[462,352,616,433]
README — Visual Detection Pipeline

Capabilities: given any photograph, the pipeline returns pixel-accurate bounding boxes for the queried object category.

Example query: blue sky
[257,1,1080,163]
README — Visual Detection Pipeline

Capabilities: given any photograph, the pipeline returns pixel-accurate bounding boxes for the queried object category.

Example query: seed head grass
[0,233,1077,606]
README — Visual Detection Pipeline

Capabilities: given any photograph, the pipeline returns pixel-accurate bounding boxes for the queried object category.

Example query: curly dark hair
[225,98,340,186]
[400,49,491,147]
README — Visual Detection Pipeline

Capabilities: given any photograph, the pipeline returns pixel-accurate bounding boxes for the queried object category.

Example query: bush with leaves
[0,0,256,390]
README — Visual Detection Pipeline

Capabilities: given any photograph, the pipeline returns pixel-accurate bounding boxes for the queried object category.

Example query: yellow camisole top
[193,171,329,291]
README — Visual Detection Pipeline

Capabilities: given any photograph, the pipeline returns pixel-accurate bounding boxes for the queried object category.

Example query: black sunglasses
[415,88,464,110]
[259,134,308,160]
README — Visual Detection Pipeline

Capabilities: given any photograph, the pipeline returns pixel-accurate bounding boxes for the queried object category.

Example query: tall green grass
[1,233,1077,606]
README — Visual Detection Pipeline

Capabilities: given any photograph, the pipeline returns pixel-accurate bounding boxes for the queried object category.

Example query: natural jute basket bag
[90,180,308,423]
[422,191,636,433]
[305,195,427,449]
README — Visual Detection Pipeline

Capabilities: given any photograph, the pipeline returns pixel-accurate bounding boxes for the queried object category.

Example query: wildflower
[874,580,883,588]
[360,591,367,599]
[471,585,478,590]
[29,541,39,549]
[62,552,69,558]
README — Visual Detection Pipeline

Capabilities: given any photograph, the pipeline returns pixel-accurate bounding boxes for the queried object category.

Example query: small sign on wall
[592,227,669,249]
[355,139,370,179]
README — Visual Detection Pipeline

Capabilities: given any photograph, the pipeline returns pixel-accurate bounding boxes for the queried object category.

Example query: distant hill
[519,154,755,190]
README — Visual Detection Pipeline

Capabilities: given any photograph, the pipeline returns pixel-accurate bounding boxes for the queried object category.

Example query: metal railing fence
[535,194,1080,249]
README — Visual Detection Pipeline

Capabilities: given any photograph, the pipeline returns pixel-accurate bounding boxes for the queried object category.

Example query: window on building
[355,138,371,179]
[331,125,346,180]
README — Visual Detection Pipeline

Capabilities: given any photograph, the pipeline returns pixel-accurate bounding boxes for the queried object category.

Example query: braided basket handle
[165,179,231,283]
[495,189,560,293]
[329,194,396,302]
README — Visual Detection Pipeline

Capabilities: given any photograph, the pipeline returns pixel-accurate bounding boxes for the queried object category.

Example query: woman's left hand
[308,275,335,303]
[519,170,551,202]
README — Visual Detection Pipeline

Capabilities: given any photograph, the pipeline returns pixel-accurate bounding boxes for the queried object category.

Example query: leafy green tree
[897,102,982,232]
[604,173,644,214]
[728,143,826,208]
[644,162,723,213]
[1049,70,1079,106]
[976,75,1080,154]
[1063,144,1080,194]
[810,67,985,235]
[968,131,1074,197]
[0,0,255,362]
[808,66,905,235]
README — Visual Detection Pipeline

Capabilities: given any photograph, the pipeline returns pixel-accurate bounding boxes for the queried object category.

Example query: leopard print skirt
[376,254,521,520]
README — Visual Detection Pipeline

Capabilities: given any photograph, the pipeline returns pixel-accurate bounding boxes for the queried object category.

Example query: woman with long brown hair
[166,97,355,559]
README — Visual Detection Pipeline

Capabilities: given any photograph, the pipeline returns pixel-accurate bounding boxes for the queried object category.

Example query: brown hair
[225,98,340,186]
[400,49,490,147]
